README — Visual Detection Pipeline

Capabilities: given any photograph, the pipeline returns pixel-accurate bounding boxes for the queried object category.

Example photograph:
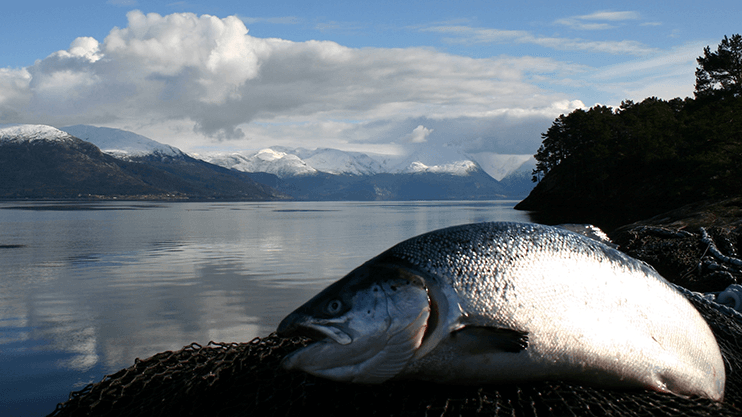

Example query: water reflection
[0,200,532,415]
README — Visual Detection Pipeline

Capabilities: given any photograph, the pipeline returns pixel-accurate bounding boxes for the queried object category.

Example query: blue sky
[0,1,738,157]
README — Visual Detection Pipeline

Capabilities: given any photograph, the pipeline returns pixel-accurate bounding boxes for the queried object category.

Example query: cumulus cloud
[9,10,672,156]
[405,125,433,143]
[0,9,589,149]
[104,11,265,103]
[0,68,32,120]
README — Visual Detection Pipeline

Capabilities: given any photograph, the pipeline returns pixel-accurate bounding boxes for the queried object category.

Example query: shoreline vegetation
[516,34,742,232]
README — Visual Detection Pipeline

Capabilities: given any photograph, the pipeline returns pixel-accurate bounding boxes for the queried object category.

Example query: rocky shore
[611,197,742,293]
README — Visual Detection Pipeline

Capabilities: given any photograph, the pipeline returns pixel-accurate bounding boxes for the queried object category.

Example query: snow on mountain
[402,160,478,176]
[505,156,537,179]
[0,124,76,144]
[470,152,534,181]
[200,146,485,178]
[199,149,318,178]
[206,146,534,181]
[388,147,482,176]
[60,125,184,159]
[9,123,529,183]
[281,147,385,176]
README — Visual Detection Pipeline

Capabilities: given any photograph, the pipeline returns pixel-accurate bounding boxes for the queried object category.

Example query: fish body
[277,222,725,401]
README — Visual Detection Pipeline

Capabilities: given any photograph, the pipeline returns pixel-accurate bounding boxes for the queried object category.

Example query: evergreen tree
[695,34,742,99]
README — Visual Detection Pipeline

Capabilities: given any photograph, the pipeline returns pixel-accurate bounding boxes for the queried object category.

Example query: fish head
[277,263,431,383]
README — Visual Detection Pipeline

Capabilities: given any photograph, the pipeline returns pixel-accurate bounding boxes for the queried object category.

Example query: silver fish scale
[384,222,674,326]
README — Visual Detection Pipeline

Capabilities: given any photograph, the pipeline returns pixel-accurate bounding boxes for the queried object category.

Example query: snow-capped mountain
[276,147,386,176]
[54,123,531,185]
[199,146,537,200]
[201,147,485,178]
[11,124,534,200]
[387,147,482,176]
[0,124,166,199]
[60,125,184,159]
[0,124,76,144]
[200,149,319,178]
[0,124,285,200]
[498,156,537,198]
[471,152,534,181]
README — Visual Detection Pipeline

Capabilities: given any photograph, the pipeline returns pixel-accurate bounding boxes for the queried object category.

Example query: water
[0,200,532,416]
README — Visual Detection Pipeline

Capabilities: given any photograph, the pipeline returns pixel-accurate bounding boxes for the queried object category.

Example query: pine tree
[695,34,742,99]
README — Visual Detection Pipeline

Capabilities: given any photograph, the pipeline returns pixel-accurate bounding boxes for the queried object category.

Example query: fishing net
[49,225,742,417]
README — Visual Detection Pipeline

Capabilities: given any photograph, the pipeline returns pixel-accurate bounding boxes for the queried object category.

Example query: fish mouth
[278,320,355,372]
[278,317,352,345]
[278,322,327,343]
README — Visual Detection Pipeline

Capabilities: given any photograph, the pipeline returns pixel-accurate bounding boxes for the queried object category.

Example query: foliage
[525,35,742,225]
[695,34,742,99]
[531,93,742,191]
[531,98,687,182]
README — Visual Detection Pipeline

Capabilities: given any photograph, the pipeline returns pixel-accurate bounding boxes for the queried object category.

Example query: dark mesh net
[49,224,742,417]
[613,225,742,293]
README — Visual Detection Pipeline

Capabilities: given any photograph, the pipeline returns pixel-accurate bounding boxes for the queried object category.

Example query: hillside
[0,125,285,200]
[0,125,164,198]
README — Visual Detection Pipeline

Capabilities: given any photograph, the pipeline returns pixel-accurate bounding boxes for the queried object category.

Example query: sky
[0,1,739,158]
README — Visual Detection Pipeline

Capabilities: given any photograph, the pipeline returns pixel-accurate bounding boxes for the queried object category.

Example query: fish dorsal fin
[555,223,615,247]
[450,327,529,354]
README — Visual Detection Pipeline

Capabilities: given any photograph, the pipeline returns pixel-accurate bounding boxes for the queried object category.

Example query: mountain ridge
[61,125,184,159]
[198,146,527,180]
[2,124,535,201]
[199,146,535,200]
[59,124,533,184]
[0,125,285,201]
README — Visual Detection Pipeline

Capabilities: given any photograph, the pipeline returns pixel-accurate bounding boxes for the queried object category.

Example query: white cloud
[405,125,433,143]
[104,10,265,104]
[62,37,102,62]
[421,25,656,55]
[0,68,32,119]
[0,10,586,148]
[555,11,642,30]
[588,42,704,102]
[581,11,641,21]
[0,10,693,156]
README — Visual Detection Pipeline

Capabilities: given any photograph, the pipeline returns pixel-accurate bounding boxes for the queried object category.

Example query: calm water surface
[0,200,533,416]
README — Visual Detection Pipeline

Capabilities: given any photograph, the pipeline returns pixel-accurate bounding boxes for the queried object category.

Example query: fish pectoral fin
[450,327,529,354]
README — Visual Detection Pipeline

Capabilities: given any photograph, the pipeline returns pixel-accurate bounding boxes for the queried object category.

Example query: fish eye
[325,299,343,315]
